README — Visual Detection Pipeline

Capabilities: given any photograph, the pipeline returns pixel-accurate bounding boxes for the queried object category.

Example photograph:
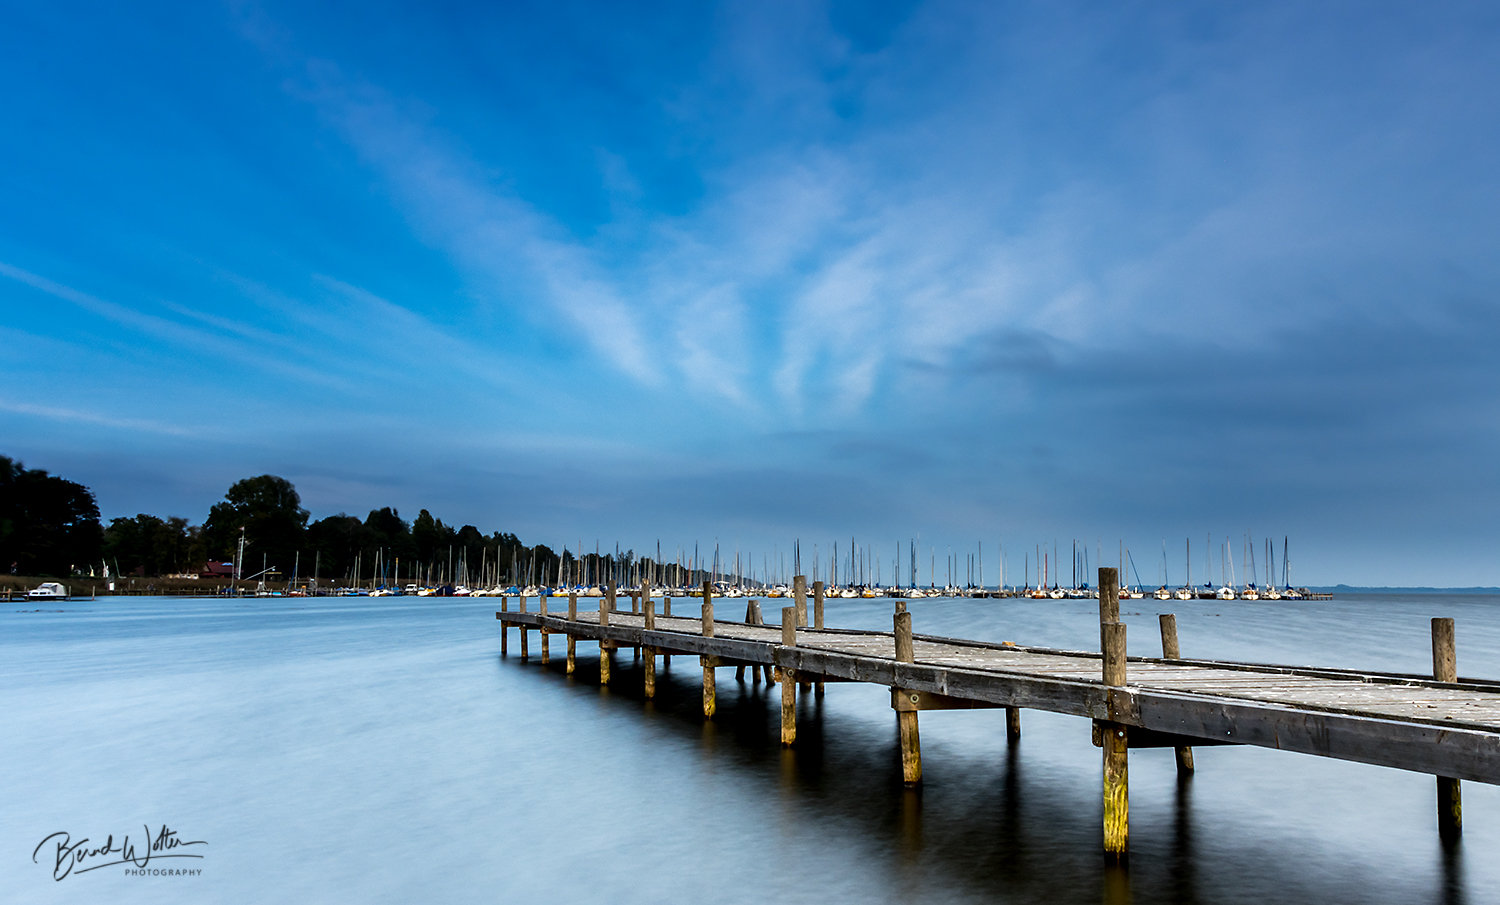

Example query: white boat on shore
[27,582,68,600]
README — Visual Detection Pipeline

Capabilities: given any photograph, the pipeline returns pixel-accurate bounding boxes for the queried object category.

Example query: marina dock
[496,568,1493,861]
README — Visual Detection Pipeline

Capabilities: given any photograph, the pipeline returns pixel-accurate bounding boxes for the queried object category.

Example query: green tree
[307,514,367,584]
[0,455,104,577]
[103,514,203,576]
[364,507,416,562]
[202,475,308,579]
[411,509,440,565]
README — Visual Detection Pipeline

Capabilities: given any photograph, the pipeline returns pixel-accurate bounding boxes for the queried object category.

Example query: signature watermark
[33,824,206,880]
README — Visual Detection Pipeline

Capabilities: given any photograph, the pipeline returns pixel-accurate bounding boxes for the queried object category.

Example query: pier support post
[644,599,656,698]
[894,609,922,785]
[633,588,643,659]
[781,607,797,745]
[1100,568,1119,624]
[1100,567,1128,864]
[737,599,756,681]
[702,581,716,719]
[663,597,672,667]
[1433,617,1462,842]
[747,599,769,682]
[539,595,549,664]
[519,595,529,660]
[812,581,826,695]
[794,576,811,690]
[566,593,577,675]
[599,588,611,685]
[500,596,508,655]
[1158,614,1194,772]
[1006,707,1022,741]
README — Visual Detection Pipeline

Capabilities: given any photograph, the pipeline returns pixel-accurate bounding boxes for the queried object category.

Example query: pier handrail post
[893,609,922,784]
[1158,614,1194,772]
[566,592,578,675]
[606,579,616,614]
[701,580,716,718]
[1433,617,1462,842]
[1100,566,1128,864]
[643,598,656,698]
[794,575,808,627]
[781,607,798,745]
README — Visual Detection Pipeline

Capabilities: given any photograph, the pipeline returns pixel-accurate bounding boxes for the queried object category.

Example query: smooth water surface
[3,592,1497,903]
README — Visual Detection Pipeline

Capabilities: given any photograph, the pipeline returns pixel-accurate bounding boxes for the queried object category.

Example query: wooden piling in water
[644,598,656,698]
[746,599,769,682]
[702,580,715,718]
[781,606,797,745]
[1006,706,1021,741]
[813,585,825,696]
[519,596,529,660]
[662,596,671,667]
[539,594,549,664]
[737,599,756,680]
[793,576,812,690]
[1100,566,1128,864]
[500,596,508,655]
[1434,617,1462,842]
[599,586,611,684]
[894,609,922,785]
[1159,614,1194,772]
[566,592,577,674]
[1100,568,1120,624]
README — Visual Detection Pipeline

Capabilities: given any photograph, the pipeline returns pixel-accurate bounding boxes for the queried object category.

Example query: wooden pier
[497,569,1495,861]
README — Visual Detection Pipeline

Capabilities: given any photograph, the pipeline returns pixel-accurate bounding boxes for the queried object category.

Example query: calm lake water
[4,591,1498,904]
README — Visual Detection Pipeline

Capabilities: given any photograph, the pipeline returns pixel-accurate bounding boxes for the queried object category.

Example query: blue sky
[4,1,1500,585]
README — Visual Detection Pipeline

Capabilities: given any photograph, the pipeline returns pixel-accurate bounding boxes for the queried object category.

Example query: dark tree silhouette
[202,475,309,578]
[0,455,104,577]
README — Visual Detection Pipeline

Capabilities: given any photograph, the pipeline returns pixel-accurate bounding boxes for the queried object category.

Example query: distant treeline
[1,456,104,576]
[2,457,548,584]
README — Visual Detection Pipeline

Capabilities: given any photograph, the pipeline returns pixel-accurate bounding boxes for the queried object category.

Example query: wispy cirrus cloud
[0,399,201,437]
